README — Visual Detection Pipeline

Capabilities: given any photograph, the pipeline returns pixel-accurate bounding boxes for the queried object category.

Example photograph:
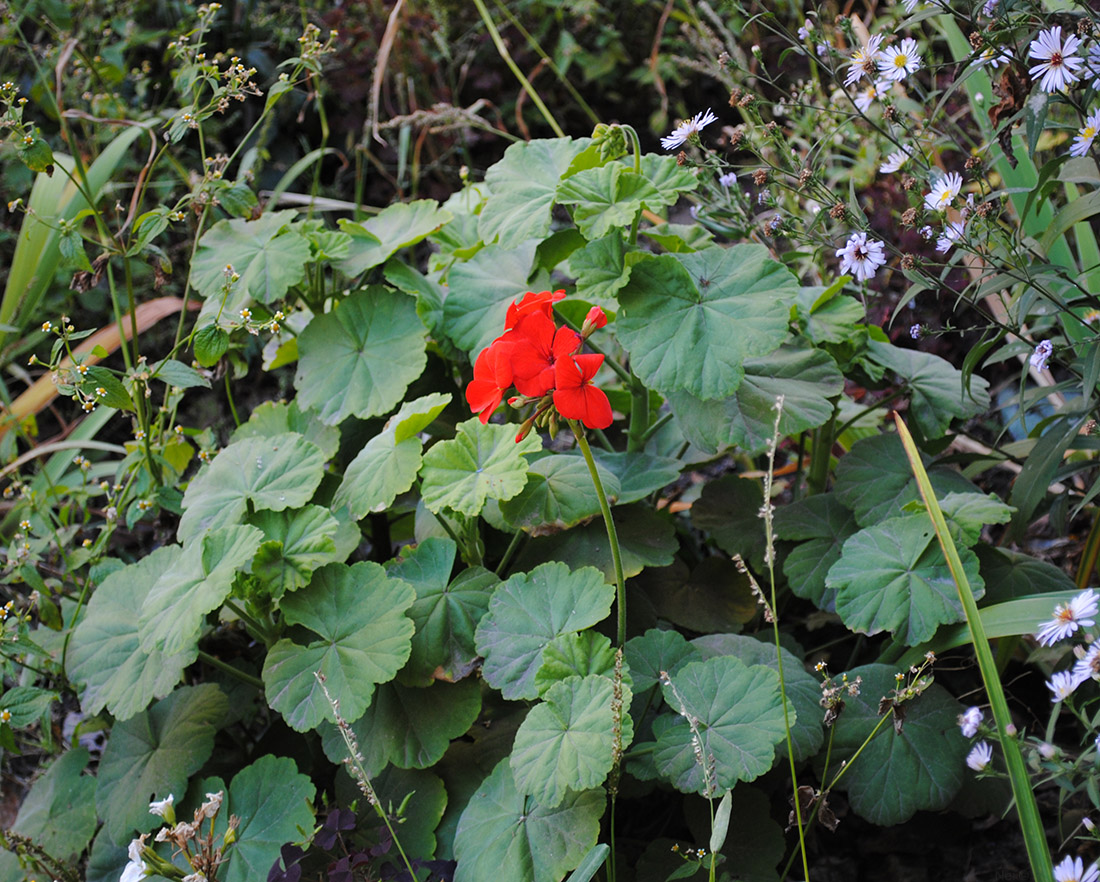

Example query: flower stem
[572,422,626,646]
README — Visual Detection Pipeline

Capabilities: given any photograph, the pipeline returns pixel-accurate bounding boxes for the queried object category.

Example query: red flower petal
[553,354,613,429]
[465,341,515,422]
[505,289,566,329]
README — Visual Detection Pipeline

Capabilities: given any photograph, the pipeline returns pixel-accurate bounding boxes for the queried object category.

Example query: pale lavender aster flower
[936,221,966,253]
[966,741,993,771]
[836,231,887,282]
[1036,587,1097,643]
[718,171,737,188]
[1071,109,1100,157]
[919,224,934,239]
[661,108,718,151]
[878,38,922,82]
[924,171,964,212]
[958,706,983,737]
[1048,670,1083,702]
[1074,644,1100,683]
[855,79,890,112]
[879,147,911,173]
[1087,44,1100,89]
[975,46,1013,69]
[982,0,997,15]
[1029,27,1084,93]
[1053,855,1100,882]
[910,323,922,340]
[845,34,885,87]
[1029,339,1054,372]
[797,20,811,41]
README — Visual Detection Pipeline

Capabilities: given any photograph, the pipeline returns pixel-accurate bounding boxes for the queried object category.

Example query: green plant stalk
[470,0,565,138]
[806,405,837,495]
[196,650,264,689]
[895,413,1053,882]
[572,422,626,646]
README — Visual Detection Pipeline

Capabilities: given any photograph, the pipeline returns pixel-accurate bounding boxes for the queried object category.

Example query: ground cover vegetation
[4,0,1100,880]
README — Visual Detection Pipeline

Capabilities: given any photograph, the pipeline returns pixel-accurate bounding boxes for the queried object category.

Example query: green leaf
[193,325,229,367]
[638,221,714,253]
[826,514,985,645]
[976,544,1077,603]
[478,137,590,249]
[623,628,698,693]
[453,759,604,882]
[178,433,325,543]
[294,286,427,426]
[794,287,866,345]
[59,227,92,271]
[691,634,823,763]
[556,164,661,240]
[589,450,681,504]
[639,153,700,206]
[18,135,55,174]
[511,675,634,807]
[333,392,452,520]
[827,664,965,824]
[654,656,790,796]
[866,340,990,439]
[139,526,264,656]
[500,455,621,535]
[337,200,452,276]
[261,562,415,731]
[12,747,96,858]
[570,232,628,306]
[913,491,1014,546]
[442,240,549,357]
[95,684,228,841]
[0,686,57,728]
[421,418,542,517]
[190,210,310,304]
[691,475,767,571]
[230,399,340,460]
[616,247,797,398]
[667,343,844,454]
[386,538,497,682]
[67,547,194,720]
[774,494,859,610]
[149,358,211,390]
[834,433,976,528]
[475,562,615,700]
[534,631,623,696]
[368,766,448,858]
[320,679,482,774]
[248,505,344,599]
[515,503,677,583]
[219,755,317,882]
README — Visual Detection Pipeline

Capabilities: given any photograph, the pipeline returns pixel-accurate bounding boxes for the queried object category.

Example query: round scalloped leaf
[230,400,340,460]
[570,232,628,306]
[666,343,844,454]
[774,494,859,611]
[217,755,317,882]
[533,631,624,696]
[827,664,966,824]
[691,634,823,763]
[639,153,700,205]
[12,747,96,859]
[189,210,310,304]
[320,678,482,774]
[442,240,550,357]
[511,675,634,808]
[386,538,497,683]
[178,433,324,543]
[67,545,195,720]
[691,475,767,571]
[556,165,662,240]
[139,526,264,656]
[478,137,590,249]
[420,418,542,517]
[589,449,681,505]
[514,503,677,583]
[615,247,796,399]
[262,562,415,732]
[826,514,984,645]
[248,505,343,599]
[499,454,620,535]
[337,200,453,276]
[639,557,757,634]
[95,684,228,841]
[654,656,790,796]
[976,544,1077,603]
[623,628,698,694]
[475,562,614,700]
[453,758,604,882]
[294,286,427,426]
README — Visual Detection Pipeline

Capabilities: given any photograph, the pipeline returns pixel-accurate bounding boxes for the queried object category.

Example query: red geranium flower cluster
[465,290,612,434]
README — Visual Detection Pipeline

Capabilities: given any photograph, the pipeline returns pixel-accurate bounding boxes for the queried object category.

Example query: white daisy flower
[1086,44,1100,89]
[1071,109,1100,157]
[1047,670,1084,702]
[902,0,922,11]
[958,706,983,738]
[924,171,964,212]
[1054,855,1100,882]
[936,221,966,253]
[854,79,890,112]
[1073,644,1100,683]
[1029,27,1083,93]
[661,108,717,151]
[975,46,1013,69]
[966,741,993,771]
[1037,588,1097,643]
[878,37,922,83]
[836,232,887,282]
[845,34,885,87]
[879,146,912,173]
